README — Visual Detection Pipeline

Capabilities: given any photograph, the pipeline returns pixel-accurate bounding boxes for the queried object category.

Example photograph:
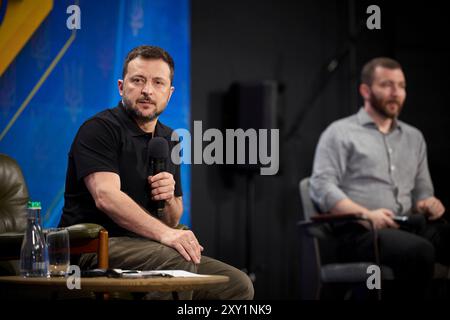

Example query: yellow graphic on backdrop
[0,0,53,76]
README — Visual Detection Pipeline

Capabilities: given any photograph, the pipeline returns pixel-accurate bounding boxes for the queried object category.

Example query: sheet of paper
[113,269,212,278]
[142,270,211,278]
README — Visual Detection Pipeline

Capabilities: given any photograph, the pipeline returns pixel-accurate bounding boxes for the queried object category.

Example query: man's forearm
[96,188,171,241]
[330,198,370,216]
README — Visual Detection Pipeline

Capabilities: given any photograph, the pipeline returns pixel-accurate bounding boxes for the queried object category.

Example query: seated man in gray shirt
[310,57,449,298]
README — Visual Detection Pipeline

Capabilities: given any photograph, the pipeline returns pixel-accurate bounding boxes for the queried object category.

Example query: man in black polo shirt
[60,45,254,300]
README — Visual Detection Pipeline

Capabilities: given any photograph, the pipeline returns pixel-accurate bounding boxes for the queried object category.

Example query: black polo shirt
[59,102,182,237]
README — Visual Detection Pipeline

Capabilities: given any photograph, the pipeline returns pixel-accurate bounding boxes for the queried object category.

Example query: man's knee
[408,239,435,265]
[228,269,254,300]
[398,238,435,277]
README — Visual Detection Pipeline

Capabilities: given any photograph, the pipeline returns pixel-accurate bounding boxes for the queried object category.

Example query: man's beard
[122,96,161,122]
[370,92,403,119]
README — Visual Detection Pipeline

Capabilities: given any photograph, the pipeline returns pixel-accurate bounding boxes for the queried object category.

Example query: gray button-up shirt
[310,108,434,215]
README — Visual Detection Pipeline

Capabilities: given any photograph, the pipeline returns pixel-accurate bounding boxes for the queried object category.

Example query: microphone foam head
[148,137,169,159]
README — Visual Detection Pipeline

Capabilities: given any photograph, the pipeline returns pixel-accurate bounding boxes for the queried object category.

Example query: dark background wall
[190,0,450,299]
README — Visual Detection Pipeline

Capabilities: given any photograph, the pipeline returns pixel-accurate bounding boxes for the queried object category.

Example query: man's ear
[167,86,175,103]
[118,79,124,96]
[359,83,370,100]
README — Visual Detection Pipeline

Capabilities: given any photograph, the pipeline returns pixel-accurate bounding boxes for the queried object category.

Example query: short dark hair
[122,45,175,83]
[361,57,402,86]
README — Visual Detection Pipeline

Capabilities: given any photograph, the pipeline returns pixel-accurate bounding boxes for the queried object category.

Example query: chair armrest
[67,224,109,269]
[66,223,106,241]
[0,224,109,269]
[310,212,364,222]
[298,212,375,240]
[297,212,368,231]
[297,212,381,270]
[0,224,106,250]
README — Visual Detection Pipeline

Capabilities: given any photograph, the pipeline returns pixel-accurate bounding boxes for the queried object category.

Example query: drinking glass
[45,228,70,276]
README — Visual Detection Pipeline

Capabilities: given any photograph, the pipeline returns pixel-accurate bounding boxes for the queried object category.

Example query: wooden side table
[0,275,229,300]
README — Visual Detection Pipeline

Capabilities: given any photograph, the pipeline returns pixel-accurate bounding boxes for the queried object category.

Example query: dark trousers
[79,237,254,300]
[335,216,450,298]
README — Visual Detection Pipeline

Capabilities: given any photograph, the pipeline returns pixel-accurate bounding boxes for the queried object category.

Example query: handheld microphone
[148,137,169,219]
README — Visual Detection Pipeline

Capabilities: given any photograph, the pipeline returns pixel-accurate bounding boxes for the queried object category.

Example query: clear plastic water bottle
[20,201,49,277]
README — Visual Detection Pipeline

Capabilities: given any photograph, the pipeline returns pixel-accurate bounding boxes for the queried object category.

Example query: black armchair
[0,153,109,274]
[297,177,394,300]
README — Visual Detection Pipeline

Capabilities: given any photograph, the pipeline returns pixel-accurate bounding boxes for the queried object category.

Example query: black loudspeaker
[224,81,278,172]
[228,81,278,130]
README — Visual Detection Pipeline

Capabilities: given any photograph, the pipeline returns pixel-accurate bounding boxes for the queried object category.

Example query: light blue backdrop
[0,0,191,227]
